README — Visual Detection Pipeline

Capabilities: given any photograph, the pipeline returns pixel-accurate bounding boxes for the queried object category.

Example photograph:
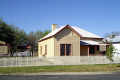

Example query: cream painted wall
[38,37,54,57]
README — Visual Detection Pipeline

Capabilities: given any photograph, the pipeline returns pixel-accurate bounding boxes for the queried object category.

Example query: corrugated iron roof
[80,40,106,45]
[39,25,102,41]
[106,36,120,43]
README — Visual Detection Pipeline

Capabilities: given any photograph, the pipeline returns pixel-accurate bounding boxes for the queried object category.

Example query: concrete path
[1,71,120,75]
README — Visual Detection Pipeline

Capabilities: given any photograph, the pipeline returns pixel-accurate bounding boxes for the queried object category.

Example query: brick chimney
[52,24,57,32]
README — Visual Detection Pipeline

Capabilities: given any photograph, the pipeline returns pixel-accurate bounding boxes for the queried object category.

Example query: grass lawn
[0,64,120,74]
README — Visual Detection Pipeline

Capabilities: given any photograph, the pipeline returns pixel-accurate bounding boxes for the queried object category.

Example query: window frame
[60,44,72,56]
[40,46,42,55]
[45,45,47,55]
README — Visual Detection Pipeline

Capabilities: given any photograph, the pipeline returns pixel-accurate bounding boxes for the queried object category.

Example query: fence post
[11,58,13,67]
[103,56,104,64]
[16,57,17,67]
[35,57,37,66]
[3,58,5,67]
[27,57,28,66]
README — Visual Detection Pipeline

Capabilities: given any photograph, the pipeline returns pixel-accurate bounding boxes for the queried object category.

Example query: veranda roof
[80,40,107,45]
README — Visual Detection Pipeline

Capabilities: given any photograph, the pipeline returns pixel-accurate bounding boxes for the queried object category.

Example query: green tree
[35,30,43,40]
[15,28,28,46]
[0,19,16,54]
[27,31,36,48]
[36,30,51,46]
[0,18,28,56]
[35,30,51,40]
[27,31,36,56]
[0,17,51,56]
[106,42,116,68]
[42,30,51,37]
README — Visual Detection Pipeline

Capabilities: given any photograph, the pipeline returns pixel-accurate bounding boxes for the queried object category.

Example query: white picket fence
[0,56,120,67]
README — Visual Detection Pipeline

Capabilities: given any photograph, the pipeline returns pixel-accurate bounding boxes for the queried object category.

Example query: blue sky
[0,0,120,37]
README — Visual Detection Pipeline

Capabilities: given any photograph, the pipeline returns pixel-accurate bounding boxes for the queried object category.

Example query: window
[60,44,71,56]
[66,44,71,56]
[45,45,47,55]
[40,46,42,55]
[60,44,65,56]
[97,46,99,51]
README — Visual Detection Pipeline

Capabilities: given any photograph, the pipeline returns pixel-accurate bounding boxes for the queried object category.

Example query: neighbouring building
[13,45,31,57]
[0,41,10,56]
[105,36,120,54]
[38,24,107,57]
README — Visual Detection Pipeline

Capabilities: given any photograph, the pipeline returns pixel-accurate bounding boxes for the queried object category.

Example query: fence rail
[0,56,120,67]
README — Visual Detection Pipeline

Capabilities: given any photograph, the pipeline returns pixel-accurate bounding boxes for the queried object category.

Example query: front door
[89,45,95,54]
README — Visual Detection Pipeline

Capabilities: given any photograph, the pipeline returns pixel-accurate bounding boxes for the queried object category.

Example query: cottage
[0,41,10,56]
[38,24,107,57]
